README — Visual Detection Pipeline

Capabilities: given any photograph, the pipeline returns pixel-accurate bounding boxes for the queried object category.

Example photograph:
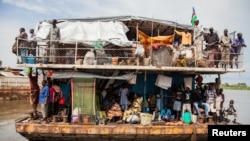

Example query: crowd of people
[28,67,71,123]
[168,19,247,69]
[13,19,246,69]
[94,78,238,125]
[27,69,238,125]
[14,19,60,64]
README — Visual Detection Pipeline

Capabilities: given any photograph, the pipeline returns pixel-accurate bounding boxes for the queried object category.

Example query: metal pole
[143,71,147,112]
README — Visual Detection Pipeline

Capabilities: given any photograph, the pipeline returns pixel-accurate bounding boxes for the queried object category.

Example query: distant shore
[222,87,250,90]
[221,83,250,90]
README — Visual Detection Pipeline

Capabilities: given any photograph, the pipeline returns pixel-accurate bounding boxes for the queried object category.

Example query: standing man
[119,83,129,111]
[204,27,220,68]
[173,87,183,121]
[16,27,29,63]
[28,67,40,119]
[204,83,217,123]
[219,29,232,69]
[47,19,60,64]
[29,28,37,56]
[230,32,247,68]
[181,85,193,116]
[175,28,192,49]
[193,20,204,60]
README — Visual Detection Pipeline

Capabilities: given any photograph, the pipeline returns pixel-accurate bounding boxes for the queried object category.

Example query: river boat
[14,16,245,141]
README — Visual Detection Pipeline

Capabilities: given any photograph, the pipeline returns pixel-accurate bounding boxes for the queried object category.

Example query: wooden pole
[149,16,154,65]
[172,20,177,47]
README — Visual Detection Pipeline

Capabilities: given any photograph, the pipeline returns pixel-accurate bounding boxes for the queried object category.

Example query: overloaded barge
[15,16,245,141]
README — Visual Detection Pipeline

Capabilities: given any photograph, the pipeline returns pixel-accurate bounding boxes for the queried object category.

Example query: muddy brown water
[0,100,30,141]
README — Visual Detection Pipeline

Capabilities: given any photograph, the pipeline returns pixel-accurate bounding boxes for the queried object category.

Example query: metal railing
[14,38,245,69]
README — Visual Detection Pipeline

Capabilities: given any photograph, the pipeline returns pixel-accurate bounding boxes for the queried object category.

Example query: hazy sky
[0,0,249,85]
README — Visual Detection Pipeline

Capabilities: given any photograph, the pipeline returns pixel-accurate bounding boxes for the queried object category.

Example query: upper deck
[15,16,245,75]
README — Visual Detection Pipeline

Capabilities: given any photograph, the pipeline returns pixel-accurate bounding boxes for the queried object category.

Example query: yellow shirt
[175,30,192,46]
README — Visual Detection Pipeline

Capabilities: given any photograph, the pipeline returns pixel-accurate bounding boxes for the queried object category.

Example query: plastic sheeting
[35,21,132,47]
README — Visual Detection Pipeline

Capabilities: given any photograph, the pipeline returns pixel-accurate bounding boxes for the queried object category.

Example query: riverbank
[222,86,250,90]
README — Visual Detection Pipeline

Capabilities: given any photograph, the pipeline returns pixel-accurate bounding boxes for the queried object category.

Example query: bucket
[143,58,150,66]
[26,55,35,64]
[185,50,192,58]
[140,113,152,125]
[112,57,118,65]
[192,114,197,124]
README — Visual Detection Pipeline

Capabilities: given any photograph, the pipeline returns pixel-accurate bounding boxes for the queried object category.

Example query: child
[152,107,161,121]
[223,100,237,123]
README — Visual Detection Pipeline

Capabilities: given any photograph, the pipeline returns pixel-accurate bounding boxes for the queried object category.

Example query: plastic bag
[58,97,65,105]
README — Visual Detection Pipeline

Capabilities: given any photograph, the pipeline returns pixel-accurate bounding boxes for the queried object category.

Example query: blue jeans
[20,49,28,63]
[193,102,209,117]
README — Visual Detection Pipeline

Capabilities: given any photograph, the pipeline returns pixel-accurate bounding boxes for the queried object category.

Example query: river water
[0,90,249,141]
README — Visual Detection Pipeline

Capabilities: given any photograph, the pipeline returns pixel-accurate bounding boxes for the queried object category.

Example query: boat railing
[14,38,245,70]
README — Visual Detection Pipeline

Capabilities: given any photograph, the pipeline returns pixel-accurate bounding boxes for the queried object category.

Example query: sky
[0,0,249,85]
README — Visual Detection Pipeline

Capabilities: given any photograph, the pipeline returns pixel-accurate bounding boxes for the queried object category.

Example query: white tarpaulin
[155,74,172,90]
[184,77,193,89]
[51,71,134,80]
[35,21,132,47]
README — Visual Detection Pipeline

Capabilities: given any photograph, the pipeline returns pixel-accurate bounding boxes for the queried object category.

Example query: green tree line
[222,83,250,90]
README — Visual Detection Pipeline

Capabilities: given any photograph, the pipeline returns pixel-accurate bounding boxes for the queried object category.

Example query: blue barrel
[26,55,35,64]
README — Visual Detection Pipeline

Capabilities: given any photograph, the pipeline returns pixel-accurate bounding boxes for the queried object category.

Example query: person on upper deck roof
[204,27,220,68]
[46,19,60,64]
[230,32,247,69]
[219,29,232,69]
[175,28,192,50]
[29,28,37,56]
[16,27,29,64]
[193,20,204,60]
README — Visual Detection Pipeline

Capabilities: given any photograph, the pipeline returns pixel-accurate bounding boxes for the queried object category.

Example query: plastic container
[26,55,35,64]
[140,113,152,125]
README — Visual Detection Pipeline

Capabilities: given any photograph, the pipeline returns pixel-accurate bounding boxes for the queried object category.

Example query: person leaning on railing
[230,32,247,69]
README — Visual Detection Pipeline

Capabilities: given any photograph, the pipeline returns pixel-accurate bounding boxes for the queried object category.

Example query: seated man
[223,100,237,123]
[106,98,123,122]
[121,93,143,123]
[160,105,175,122]
[192,85,209,120]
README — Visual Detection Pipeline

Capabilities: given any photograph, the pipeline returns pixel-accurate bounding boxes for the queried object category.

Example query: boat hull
[16,117,208,141]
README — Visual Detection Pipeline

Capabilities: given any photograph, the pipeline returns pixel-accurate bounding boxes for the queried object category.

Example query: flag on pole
[191,7,198,26]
